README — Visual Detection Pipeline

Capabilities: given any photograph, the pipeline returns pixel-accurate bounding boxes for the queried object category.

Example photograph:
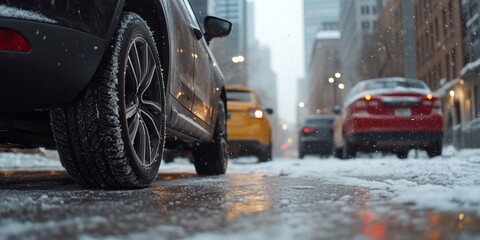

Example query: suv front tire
[51,12,166,189]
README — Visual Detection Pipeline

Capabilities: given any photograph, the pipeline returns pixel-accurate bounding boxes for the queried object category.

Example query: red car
[333,77,443,159]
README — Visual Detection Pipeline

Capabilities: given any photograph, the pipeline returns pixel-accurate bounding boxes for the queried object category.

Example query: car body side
[0,0,226,148]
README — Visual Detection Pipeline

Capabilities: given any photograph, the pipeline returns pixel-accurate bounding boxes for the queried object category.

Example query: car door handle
[191,26,203,40]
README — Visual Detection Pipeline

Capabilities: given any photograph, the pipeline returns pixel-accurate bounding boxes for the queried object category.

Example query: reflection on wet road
[0,170,479,239]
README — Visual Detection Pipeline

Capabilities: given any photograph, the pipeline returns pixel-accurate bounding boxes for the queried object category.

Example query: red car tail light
[363,95,380,107]
[0,29,31,52]
[303,127,315,134]
[353,95,380,115]
[355,100,367,108]
[248,108,264,119]
[422,94,442,114]
[431,97,442,114]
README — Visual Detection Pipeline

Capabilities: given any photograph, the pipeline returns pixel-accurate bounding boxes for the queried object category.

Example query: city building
[299,0,340,123]
[461,0,480,65]
[304,0,340,72]
[358,0,406,80]
[414,0,463,90]
[307,31,341,116]
[338,0,385,87]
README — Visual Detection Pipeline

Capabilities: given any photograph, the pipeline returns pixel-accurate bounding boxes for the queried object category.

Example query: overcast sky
[251,0,304,125]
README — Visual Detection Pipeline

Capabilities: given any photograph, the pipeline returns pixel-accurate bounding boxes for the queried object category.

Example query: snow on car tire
[51,12,165,189]
[193,100,228,175]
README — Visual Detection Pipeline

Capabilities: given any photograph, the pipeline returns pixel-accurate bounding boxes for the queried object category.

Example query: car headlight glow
[249,108,264,119]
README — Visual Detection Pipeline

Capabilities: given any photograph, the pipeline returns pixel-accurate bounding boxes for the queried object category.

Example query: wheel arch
[122,0,171,88]
[220,86,228,124]
[220,87,227,111]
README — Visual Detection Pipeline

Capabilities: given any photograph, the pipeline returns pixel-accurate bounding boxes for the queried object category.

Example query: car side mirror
[265,108,274,115]
[204,16,232,44]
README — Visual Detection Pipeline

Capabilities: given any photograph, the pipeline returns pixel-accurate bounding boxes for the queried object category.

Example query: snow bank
[0,149,61,170]
[161,148,480,216]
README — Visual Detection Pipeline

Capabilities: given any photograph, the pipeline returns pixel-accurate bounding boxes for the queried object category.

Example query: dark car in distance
[0,0,231,189]
[298,115,336,158]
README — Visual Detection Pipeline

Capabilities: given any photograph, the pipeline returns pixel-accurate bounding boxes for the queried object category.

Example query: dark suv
[0,0,231,189]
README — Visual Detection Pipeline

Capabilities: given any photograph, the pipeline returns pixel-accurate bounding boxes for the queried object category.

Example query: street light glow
[449,90,455,97]
[232,55,245,63]
[328,77,335,83]
[281,123,289,130]
[299,102,305,108]
[335,72,341,78]
[338,83,345,89]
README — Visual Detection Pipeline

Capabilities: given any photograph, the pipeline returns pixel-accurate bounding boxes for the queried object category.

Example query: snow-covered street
[1,147,480,239]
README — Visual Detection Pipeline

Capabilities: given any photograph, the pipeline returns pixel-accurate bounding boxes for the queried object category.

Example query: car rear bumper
[0,18,105,111]
[228,140,268,157]
[348,131,443,151]
[227,121,270,146]
[347,114,443,133]
[299,137,332,154]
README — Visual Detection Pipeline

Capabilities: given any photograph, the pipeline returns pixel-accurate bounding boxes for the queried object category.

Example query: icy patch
[0,151,62,169]
[0,5,56,23]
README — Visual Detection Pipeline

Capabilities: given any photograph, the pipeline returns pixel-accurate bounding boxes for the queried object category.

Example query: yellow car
[226,87,273,162]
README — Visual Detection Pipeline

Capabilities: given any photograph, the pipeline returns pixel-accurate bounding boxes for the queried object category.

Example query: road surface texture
[1,148,479,239]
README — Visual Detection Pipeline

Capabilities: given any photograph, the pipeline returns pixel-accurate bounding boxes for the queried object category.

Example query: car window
[365,80,427,91]
[305,118,334,125]
[182,0,202,29]
[187,0,208,31]
[227,91,252,102]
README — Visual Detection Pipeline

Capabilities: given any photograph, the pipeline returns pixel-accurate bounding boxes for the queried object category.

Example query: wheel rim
[123,36,163,167]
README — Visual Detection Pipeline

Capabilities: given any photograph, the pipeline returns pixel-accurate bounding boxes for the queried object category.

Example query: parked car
[333,77,443,159]
[0,0,231,189]
[226,86,273,162]
[298,115,335,158]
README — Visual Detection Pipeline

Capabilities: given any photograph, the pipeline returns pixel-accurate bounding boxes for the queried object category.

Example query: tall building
[210,0,248,86]
[301,0,339,122]
[308,31,341,116]
[461,0,480,65]
[414,0,463,90]
[358,0,406,80]
[339,0,385,86]
[304,0,340,72]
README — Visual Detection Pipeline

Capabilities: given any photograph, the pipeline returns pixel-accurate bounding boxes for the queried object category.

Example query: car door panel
[182,0,214,126]
[167,0,195,111]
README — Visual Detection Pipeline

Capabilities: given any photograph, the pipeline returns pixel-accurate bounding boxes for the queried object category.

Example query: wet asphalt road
[1,169,479,240]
